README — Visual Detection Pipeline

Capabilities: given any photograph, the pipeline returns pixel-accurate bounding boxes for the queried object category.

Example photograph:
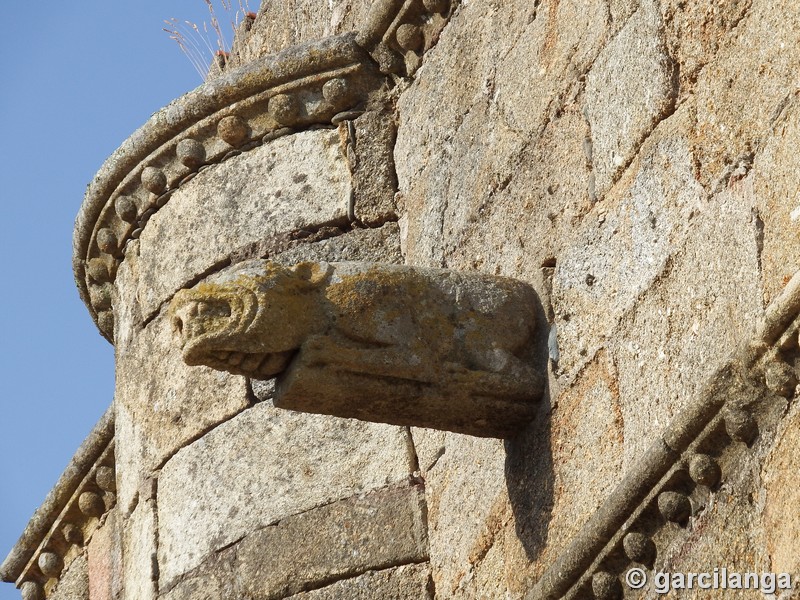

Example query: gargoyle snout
[171,299,200,341]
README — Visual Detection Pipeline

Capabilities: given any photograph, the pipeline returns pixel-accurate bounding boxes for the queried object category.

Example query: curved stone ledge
[1,406,116,594]
[73,0,458,343]
[526,270,800,600]
[73,34,382,341]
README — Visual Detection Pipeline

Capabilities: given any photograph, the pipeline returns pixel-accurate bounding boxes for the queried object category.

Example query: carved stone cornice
[527,271,800,600]
[1,407,116,598]
[73,0,457,343]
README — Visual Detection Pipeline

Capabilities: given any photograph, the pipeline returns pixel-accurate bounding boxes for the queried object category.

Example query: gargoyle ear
[292,261,331,288]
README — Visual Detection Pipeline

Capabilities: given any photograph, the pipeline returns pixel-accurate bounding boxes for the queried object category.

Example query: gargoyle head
[169,261,331,378]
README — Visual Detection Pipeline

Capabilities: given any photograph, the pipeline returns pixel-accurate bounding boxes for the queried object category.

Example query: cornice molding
[72,0,456,342]
[527,271,800,600]
[1,407,116,597]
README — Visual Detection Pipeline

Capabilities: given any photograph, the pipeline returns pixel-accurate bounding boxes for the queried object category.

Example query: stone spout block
[169,261,545,437]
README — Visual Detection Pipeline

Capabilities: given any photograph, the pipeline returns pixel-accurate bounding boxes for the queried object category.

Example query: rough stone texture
[122,498,157,600]
[584,0,677,197]
[23,0,800,598]
[136,129,351,319]
[156,549,236,600]
[347,110,398,226]
[395,0,608,270]
[390,0,800,594]
[752,103,800,304]
[237,483,428,599]
[157,401,414,588]
[410,428,446,473]
[421,434,508,597]
[275,222,403,266]
[285,564,433,600]
[762,401,800,577]
[642,396,798,600]
[170,261,544,437]
[552,120,705,377]
[87,509,122,600]
[691,0,800,190]
[227,0,373,67]
[114,309,248,512]
[49,552,88,600]
[609,186,763,466]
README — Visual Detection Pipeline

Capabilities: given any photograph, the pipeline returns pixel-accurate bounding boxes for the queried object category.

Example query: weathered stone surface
[610,189,763,465]
[122,498,157,600]
[395,0,608,269]
[159,577,229,600]
[169,261,544,437]
[660,0,750,89]
[763,401,800,576]
[346,110,398,225]
[584,0,677,197]
[88,509,122,600]
[552,119,704,376]
[136,129,351,319]
[237,483,428,599]
[752,103,800,304]
[275,222,403,265]
[157,549,236,600]
[157,401,414,587]
[422,434,508,596]
[410,428,446,473]
[285,563,433,600]
[114,310,248,512]
[46,1,800,599]
[49,552,88,600]
[691,0,800,189]
[228,0,373,67]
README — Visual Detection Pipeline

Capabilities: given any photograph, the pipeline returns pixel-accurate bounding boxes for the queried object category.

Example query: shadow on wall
[505,296,556,568]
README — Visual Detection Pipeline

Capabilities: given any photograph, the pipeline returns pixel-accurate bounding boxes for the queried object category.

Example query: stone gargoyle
[169,260,544,437]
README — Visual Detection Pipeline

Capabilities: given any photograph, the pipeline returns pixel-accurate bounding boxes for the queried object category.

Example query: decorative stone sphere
[765,360,798,398]
[89,283,113,312]
[96,228,117,255]
[96,466,117,492]
[396,23,424,52]
[141,166,167,194]
[78,491,106,518]
[85,258,111,283]
[114,195,138,222]
[322,78,350,104]
[217,116,250,147]
[658,491,691,523]
[62,523,83,545]
[725,409,758,444]
[422,0,448,13]
[176,138,207,168]
[622,531,655,565]
[688,454,721,487]
[37,552,63,578]
[97,311,115,338]
[268,94,301,125]
[20,581,44,600]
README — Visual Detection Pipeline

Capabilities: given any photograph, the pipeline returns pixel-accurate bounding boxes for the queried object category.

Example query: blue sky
[0,3,249,595]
